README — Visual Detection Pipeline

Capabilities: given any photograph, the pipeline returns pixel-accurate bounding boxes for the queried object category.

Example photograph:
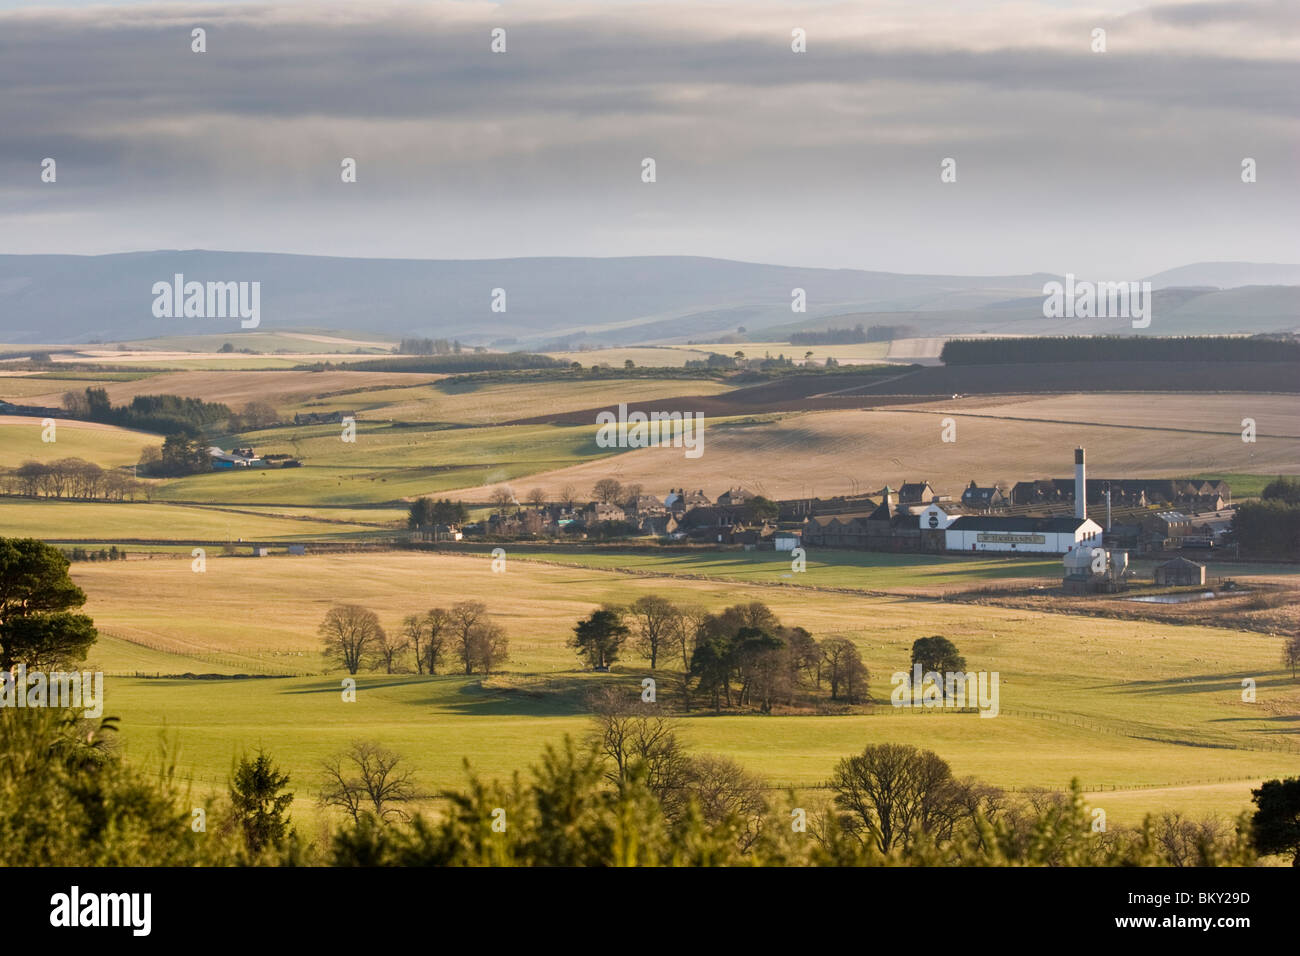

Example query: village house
[898,481,937,505]
[961,480,1006,511]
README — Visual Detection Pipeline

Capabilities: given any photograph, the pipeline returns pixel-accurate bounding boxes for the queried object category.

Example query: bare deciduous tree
[318,741,418,824]
[592,478,623,504]
[423,607,453,675]
[318,604,383,674]
[1283,634,1300,679]
[680,754,770,852]
[450,601,486,675]
[469,620,509,675]
[831,743,967,853]
[586,686,690,814]
[628,595,679,669]
[402,613,428,675]
[820,636,869,703]
[448,602,508,675]
[373,626,410,674]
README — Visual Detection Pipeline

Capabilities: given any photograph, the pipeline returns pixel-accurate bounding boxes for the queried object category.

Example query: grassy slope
[0,418,155,468]
[73,552,1300,825]
[0,499,382,540]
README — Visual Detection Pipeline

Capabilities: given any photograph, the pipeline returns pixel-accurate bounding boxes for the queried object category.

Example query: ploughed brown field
[442,392,1300,502]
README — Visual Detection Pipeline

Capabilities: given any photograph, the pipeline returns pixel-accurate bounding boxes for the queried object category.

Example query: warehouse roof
[947,516,1091,533]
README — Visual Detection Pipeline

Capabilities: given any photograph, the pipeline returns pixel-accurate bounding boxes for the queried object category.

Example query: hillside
[3,251,1295,347]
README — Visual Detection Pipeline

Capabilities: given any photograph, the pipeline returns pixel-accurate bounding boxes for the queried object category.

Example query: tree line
[315,353,562,374]
[1229,476,1300,557]
[63,386,235,436]
[941,334,1300,365]
[0,458,150,500]
[397,337,462,355]
[406,497,470,529]
[570,599,869,712]
[318,602,508,676]
[789,323,918,345]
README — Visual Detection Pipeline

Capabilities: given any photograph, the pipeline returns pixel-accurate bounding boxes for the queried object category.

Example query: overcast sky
[0,0,1295,276]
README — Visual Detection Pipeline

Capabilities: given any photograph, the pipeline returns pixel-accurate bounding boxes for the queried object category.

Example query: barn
[1155,556,1206,586]
[944,515,1103,554]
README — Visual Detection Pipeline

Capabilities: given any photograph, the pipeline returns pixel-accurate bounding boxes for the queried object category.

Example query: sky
[0,0,1296,276]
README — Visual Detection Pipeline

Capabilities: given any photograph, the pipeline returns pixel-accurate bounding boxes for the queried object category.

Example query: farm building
[944,515,1103,554]
[1011,477,1230,511]
[802,512,872,549]
[961,481,1006,511]
[898,481,937,505]
[773,530,800,551]
[1154,556,1206,586]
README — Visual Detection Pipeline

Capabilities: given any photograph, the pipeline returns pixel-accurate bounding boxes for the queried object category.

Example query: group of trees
[4,697,1298,867]
[789,323,918,346]
[1230,476,1300,557]
[63,386,234,436]
[0,458,150,500]
[61,546,128,563]
[138,434,212,478]
[406,496,470,529]
[319,601,509,676]
[0,538,99,671]
[570,599,869,712]
[397,337,462,355]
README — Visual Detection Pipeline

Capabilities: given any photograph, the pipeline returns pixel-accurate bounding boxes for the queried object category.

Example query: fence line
[98,629,315,677]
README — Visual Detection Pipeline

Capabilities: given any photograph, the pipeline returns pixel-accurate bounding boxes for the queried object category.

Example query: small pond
[1125,590,1248,604]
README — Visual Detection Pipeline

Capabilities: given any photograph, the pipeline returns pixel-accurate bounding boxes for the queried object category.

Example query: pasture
[71,551,1300,826]
[0,416,156,468]
[0,499,382,541]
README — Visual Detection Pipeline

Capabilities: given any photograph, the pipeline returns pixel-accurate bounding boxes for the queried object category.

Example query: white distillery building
[943,515,1104,554]
[917,504,1103,554]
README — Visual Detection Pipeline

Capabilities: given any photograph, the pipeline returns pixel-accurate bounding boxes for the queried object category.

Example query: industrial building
[944,514,1103,554]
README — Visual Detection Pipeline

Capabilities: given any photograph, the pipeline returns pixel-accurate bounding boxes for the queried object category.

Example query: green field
[468,547,1063,591]
[152,421,615,506]
[70,551,1300,827]
[0,418,155,468]
[0,499,382,540]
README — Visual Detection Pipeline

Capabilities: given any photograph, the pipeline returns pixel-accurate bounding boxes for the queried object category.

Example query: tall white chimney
[1074,447,1086,520]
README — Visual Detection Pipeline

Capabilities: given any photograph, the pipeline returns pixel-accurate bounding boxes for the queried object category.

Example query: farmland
[150,420,617,506]
[70,551,1300,828]
[445,394,1300,503]
[0,416,156,468]
[3,352,1297,843]
[0,499,382,541]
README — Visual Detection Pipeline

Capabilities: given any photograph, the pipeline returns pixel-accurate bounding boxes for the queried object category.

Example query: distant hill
[0,250,1294,345]
[776,285,1300,340]
[1144,262,1300,289]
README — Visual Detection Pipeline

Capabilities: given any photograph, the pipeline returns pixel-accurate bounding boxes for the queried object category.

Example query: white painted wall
[945,518,1103,554]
